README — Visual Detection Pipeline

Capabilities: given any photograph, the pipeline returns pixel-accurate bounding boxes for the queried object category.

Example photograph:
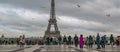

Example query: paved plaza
[0,45,120,52]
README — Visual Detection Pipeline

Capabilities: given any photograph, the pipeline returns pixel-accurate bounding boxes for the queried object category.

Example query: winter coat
[89,36,93,44]
[74,36,78,44]
[96,35,100,43]
[78,36,84,46]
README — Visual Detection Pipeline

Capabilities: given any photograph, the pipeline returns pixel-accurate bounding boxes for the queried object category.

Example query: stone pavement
[0,45,20,52]
[71,45,120,52]
[0,45,31,52]
[16,45,40,52]
[1,45,120,52]
[16,45,83,52]
[40,45,80,52]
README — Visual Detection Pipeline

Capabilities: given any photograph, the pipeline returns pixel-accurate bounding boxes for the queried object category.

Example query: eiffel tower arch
[44,0,61,38]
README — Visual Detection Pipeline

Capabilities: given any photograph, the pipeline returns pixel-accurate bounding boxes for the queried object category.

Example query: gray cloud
[0,0,120,37]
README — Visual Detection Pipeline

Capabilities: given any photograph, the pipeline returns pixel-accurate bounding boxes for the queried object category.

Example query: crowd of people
[45,33,120,49]
[0,33,120,49]
[0,35,44,47]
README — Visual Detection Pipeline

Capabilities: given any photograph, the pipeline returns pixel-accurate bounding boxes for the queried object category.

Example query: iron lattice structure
[44,0,60,38]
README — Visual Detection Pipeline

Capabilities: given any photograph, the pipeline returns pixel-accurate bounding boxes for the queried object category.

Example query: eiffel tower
[44,0,60,38]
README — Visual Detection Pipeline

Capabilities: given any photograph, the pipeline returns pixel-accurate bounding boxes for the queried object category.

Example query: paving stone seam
[10,46,31,52]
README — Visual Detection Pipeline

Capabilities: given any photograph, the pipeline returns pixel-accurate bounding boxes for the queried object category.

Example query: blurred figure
[19,36,23,48]
[101,35,106,48]
[0,38,1,45]
[115,36,120,46]
[78,34,84,48]
[85,36,89,48]
[93,35,96,45]
[17,38,19,45]
[88,35,93,48]
[53,37,58,45]
[96,33,101,49]
[74,34,78,47]
[26,40,29,45]
[1,34,5,45]
[50,37,53,45]
[22,35,25,47]
[63,35,67,45]
[46,37,50,45]
[58,36,62,45]
[110,34,114,47]
[68,35,72,45]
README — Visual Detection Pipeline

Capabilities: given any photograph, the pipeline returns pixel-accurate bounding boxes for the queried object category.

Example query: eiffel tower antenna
[44,0,61,38]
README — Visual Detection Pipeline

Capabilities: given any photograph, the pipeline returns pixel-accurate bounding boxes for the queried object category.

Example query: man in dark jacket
[74,34,78,47]
[88,35,93,48]
[96,33,101,49]
[63,35,67,45]
[58,36,62,45]
[68,35,72,45]
[46,37,50,45]
[101,35,106,48]
[110,34,114,46]
[50,37,53,45]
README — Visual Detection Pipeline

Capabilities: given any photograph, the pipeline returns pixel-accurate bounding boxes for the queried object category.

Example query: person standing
[78,35,84,48]
[0,38,1,45]
[74,34,78,47]
[115,36,119,46]
[88,35,93,48]
[46,37,50,45]
[17,38,19,45]
[58,36,62,45]
[68,35,72,45]
[50,37,53,45]
[101,35,106,48]
[96,33,101,49]
[19,36,23,48]
[103,35,106,48]
[63,35,67,45]
[22,35,25,47]
[93,35,96,45]
[53,37,58,45]
[110,34,114,47]
[85,36,89,48]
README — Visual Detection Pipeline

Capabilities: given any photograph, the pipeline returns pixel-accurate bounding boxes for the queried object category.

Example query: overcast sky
[0,0,120,37]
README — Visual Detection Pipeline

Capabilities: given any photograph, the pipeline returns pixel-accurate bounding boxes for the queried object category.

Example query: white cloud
[59,16,106,28]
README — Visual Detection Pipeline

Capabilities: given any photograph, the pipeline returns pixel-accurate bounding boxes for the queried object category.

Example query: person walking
[78,35,84,48]
[110,34,114,47]
[96,33,101,49]
[74,34,78,47]
[88,35,93,48]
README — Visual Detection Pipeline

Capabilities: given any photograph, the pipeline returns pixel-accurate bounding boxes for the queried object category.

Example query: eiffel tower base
[44,31,60,39]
